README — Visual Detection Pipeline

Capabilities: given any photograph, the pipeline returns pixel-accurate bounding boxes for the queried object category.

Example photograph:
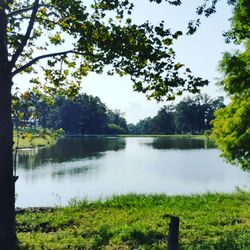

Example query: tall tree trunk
[0,1,16,248]
[0,79,16,250]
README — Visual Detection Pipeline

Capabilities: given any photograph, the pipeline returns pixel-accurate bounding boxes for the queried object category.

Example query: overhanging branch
[12,50,87,77]
[7,3,51,18]
[10,0,40,68]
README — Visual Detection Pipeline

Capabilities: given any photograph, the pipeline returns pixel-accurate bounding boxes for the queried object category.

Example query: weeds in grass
[17,192,250,249]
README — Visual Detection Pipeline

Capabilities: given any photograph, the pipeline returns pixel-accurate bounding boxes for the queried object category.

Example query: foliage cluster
[17,192,250,249]
[7,0,212,101]
[13,127,59,149]
[224,0,250,43]
[131,94,225,135]
[212,0,250,170]
[13,92,129,135]
[14,131,54,149]
[14,92,225,136]
[212,94,250,170]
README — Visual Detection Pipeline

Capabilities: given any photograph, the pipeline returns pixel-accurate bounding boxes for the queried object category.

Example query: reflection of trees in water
[17,137,126,170]
[51,165,93,178]
[145,138,215,150]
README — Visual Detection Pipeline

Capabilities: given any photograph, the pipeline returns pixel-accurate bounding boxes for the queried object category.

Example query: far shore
[64,133,214,139]
[13,132,214,150]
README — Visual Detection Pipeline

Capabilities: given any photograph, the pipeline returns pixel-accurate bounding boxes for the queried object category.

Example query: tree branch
[12,50,87,77]
[7,3,51,18]
[10,0,40,68]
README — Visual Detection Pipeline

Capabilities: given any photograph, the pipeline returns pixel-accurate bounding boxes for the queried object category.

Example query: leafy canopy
[212,94,250,170]
[219,40,250,95]
[224,0,250,43]
[5,0,226,101]
[212,0,250,170]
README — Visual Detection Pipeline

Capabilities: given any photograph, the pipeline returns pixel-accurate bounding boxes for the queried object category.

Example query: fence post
[168,216,180,250]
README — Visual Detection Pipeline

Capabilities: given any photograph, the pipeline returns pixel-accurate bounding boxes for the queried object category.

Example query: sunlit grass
[14,135,55,149]
[17,192,250,249]
[13,129,56,149]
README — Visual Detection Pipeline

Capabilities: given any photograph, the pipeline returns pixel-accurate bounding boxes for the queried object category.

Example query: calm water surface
[16,137,250,207]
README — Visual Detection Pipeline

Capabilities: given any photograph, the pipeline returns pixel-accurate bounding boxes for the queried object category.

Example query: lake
[16,136,250,207]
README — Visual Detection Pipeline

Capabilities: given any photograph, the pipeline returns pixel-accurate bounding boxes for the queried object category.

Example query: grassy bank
[17,192,250,249]
[13,130,56,149]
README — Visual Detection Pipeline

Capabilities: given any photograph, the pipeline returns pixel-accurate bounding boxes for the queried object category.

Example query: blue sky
[82,0,239,123]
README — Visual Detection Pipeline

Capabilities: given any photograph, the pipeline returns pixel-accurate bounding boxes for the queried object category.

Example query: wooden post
[168,216,180,250]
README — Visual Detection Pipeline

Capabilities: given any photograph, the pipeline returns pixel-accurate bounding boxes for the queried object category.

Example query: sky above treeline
[82,0,239,123]
[16,0,240,124]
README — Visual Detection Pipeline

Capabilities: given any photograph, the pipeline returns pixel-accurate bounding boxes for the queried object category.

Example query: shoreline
[17,192,250,249]
[15,190,249,210]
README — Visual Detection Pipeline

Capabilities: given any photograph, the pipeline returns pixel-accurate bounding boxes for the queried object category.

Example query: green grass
[13,129,56,149]
[17,192,250,249]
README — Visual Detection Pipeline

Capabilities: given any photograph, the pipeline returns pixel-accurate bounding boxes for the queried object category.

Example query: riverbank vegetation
[131,95,225,135]
[211,0,250,170]
[13,128,60,149]
[14,133,54,149]
[14,92,224,137]
[17,192,250,249]
[14,92,130,135]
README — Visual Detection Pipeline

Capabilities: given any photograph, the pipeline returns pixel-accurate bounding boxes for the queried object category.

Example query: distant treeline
[13,92,225,135]
[13,93,129,135]
[131,94,225,135]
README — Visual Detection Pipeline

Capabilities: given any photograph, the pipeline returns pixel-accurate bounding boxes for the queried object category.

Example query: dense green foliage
[212,1,250,170]
[13,92,129,135]
[133,94,225,135]
[213,94,250,170]
[14,93,224,136]
[16,192,250,249]
[219,40,250,95]
[224,0,250,43]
